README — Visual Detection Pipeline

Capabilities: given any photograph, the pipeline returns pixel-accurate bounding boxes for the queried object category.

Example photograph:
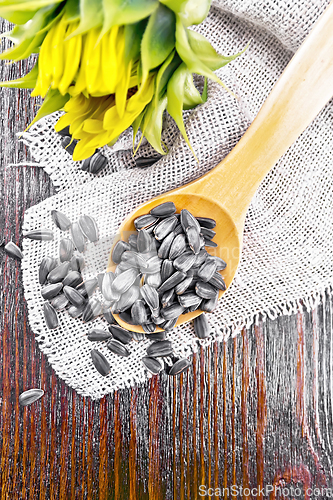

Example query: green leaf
[0,60,38,88]
[142,95,168,155]
[140,3,176,86]
[154,50,181,106]
[69,0,104,37]
[0,0,62,24]
[101,0,158,38]
[182,71,203,110]
[160,0,211,26]
[64,0,80,22]
[124,19,147,64]
[201,77,208,102]
[27,88,70,129]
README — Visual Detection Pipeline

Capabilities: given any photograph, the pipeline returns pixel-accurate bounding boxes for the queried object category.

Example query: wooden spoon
[108,1,333,332]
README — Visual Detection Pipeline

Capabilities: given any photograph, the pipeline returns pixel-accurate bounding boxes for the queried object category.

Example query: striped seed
[25,228,54,241]
[51,210,71,231]
[43,302,58,329]
[68,303,85,318]
[142,323,157,334]
[109,325,133,344]
[180,209,201,233]
[145,331,166,341]
[88,329,112,341]
[157,231,175,259]
[4,241,23,260]
[200,227,216,239]
[175,276,193,295]
[51,293,69,310]
[131,300,148,325]
[197,258,217,283]
[102,272,119,301]
[208,272,226,290]
[112,268,138,294]
[78,215,99,242]
[168,358,191,376]
[195,217,216,229]
[178,292,202,309]
[102,307,116,324]
[204,238,217,248]
[70,255,85,272]
[142,356,163,374]
[90,349,110,376]
[213,256,227,271]
[82,298,102,322]
[76,277,98,298]
[133,332,145,341]
[107,339,130,357]
[41,282,63,300]
[140,284,159,312]
[137,229,153,253]
[112,240,132,264]
[161,288,176,308]
[63,285,86,307]
[161,259,174,282]
[117,286,141,312]
[39,256,58,285]
[169,234,186,260]
[150,202,176,217]
[157,271,186,293]
[194,249,208,268]
[19,389,44,406]
[185,226,201,255]
[200,295,218,313]
[161,303,184,320]
[70,222,86,253]
[59,238,75,262]
[134,214,158,231]
[146,340,173,357]
[145,272,162,288]
[163,318,178,331]
[194,314,210,339]
[173,252,196,273]
[47,262,70,284]
[195,281,219,300]
[154,216,178,241]
[63,270,83,288]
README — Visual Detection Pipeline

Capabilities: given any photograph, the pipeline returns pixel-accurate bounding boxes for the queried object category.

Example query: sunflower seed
[161,303,184,320]
[157,231,175,259]
[88,329,112,341]
[168,234,186,260]
[142,356,163,374]
[131,300,148,325]
[194,314,210,339]
[169,358,191,376]
[144,255,162,274]
[4,241,23,260]
[145,330,166,340]
[107,339,130,357]
[134,214,158,231]
[200,227,216,239]
[25,229,54,241]
[157,271,186,293]
[133,332,145,341]
[101,272,117,301]
[173,224,183,236]
[78,215,99,242]
[81,151,107,174]
[117,286,140,312]
[128,234,138,250]
[109,325,133,344]
[213,256,227,271]
[163,318,178,331]
[204,238,217,248]
[208,272,226,290]
[114,262,132,275]
[39,256,57,285]
[196,217,216,229]
[137,229,153,253]
[51,293,69,310]
[43,302,58,329]
[149,201,176,217]
[63,270,83,288]
[185,226,201,255]
[82,297,102,322]
[197,258,217,282]
[59,238,74,262]
[112,268,138,294]
[140,284,159,312]
[70,255,85,272]
[161,260,174,282]
[76,277,98,298]
[68,303,85,318]
[102,307,116,324]
[178,292,202,309]
[161,288,176,308]
[47,262,70,283]
[180,209,201,233]
[63,285,86,307]
[175,276,194,295]
[19,388,44,406]
[41,282,63,300]
[57,125,71,137]
[152,315,166,325]
[61,136,77,155]
[51,210,71,231]
[142,323,157,334]
[194,249,208,268]
[173,252,196,273]
[112,240,131,264]
[146,340,173,357]
[195,281,219,299]
[153,216,178,241]
[70,222,86,253]
[200,295,219,312]
[91,349,110,376]
[145,272,162,288]
[97,273,105,290]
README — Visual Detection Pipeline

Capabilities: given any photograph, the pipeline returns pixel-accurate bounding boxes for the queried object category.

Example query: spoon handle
[191,0,333,233]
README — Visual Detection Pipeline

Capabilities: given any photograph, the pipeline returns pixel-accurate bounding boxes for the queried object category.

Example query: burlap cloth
[19,0,333,398]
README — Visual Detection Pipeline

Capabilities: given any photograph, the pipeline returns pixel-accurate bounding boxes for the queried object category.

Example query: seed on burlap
[161,288,176,308]
[145,272,162,288]
[39,256,57,285]
[200,295,219,313]
[48,261,70,284]
[195,281,219,300]
[194,249,207,268]
[90,349,110,376]
[200,227,216,239]
[133,332,145,341]
[204,238,217,248]
[59,238,74,262]
[168,358,191,376]
[137,229,153,253]
[145,330,166,341]
[81,151,108,175]
[161,303,184,320]
[117,286,140,312]
[150,201,176,217]
[142,323,157,334]
[107,339,130,357]
[43,302,58,329]
[109,325,133,344]
[63,270,83,288]
[112,268,138,294]
[146,340,173,357]
[51,293,69,310]
[142,356,163,374]
[4,241,23,260]
[70,255,85,272]
[51,210,71,231]
[208,272,226,290]
[185,226,201,255]
[161,260,174,282]
[157,231,175,259]
[68,303,85,318]
[19,388,44,406]
[101,272,118,301]
[195,217,216,229]
[180,209,201,233]
[194,314,210,339]
[163,318,178,331]
[153,216,178,241]
[134,214,158,231]
[173,252,196,273]
[157,271,186,293]
[25,228,54,241]
[131,300,148,325]
[140,284,159,312]
[82,297,102,322]
[197,258,217,283]
[63,285,86,307]
[61,136,77,155]
[88,329,112,341]
[175,276,193,295]
[178,292,202,309]
[102,307,116,324]
[135,155,162,168]
[112,240,131,264]
[41,282,63,300]
[76,277,98,298]
[70,222,86,253]
[169,234,186,260]
[78,215,99,242]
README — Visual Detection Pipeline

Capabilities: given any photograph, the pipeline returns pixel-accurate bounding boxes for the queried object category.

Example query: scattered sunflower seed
[133,332,145,341]
[109,324,133,344]
[173,252,196,273]
[41,282,63,300]
[200,227,216,239]
[144,272,162,288]
[68,303,85,318]
[43,302,58,329]
[51,293,69,310]
[154,216,178,241]
[70,222,86,253]
[117,286,141,312]
[208,272,226,290]
[61,136,77,155]
[137,229,153,253]
[59,238,75,262]
[51,210,71,231]
[131,300,148,325]
[102,307,116,324]
[142,356,163,374]
[76,277,98,298]
[82,297,102,322]
[175,276,193,295]
[134,214,158,231]
[161,259,174,282]
[146,340,173,357]
[25,229,54,241]
[39,256,57,285]
[63,271,83,288]
[178,292,202,309]
[161,288,176,308]
[112,268,138,294]
[140,284,159,312]
[81,151,108,175]
[88,329,111,341]
[19,388,44,406]
[195,217,216,229]
[200,295,219,313]
[145,330,166,340]
[142,323,157,334]
[168,358,191,376]
[197,258,217,283]
[150,201,176,217]
[204,238,217,248]
[78,215,99,243]
[194,249,207,268]
[91,349,110,376]
[213,256,227,271]
[63,286,86,307]
[107,339,130,357]
[157,231,175,259]
[112,240,131,264]
[163,318,178,331]
[161,303,184,320]
[194,314,210,339]
[157,271,186,293]
[185,226,201,255]
[135,156,162,168]
[4,241,23,260]
[168,234,187,260]
[180,209,201,233]
[70,255,85,272]
[195,281,219,300]
[101,272,118,302]
[47,262,70,284]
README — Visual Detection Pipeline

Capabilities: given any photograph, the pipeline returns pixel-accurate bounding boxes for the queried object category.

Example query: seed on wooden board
[153,216,178,241]
[112,240,131,264]
[137,229,153,253]
[117,286,140,312]
[118,310,136,325]
[82,151,108,175]
[213,256,227,271]
[90,349,110,376]
[134,214,158,231]
[39,256,57,285]
[63,285,86,307]
[200,227,216,239]
[78,215,99,242]
[157,231,175,259]
[195,281,219,300]
[70,255,85,272]
[133,332,145,341]
[168,358,191,376]
[185,226,201,255]
[142,356,163,374]
[70,222,86,253]
[131,299,148,325]
[204,238,217,248]
[145,272,162,288]
[25,228,54,241]
[194,314,210,339]
[76,277,98,298]
[51,210,71,231]
[88,329,112,341]
[82,297,102,322]
[173,252,196,273]
[142,323,157,334]
[63,270,83,288]
[51,293,69,310]
[163,318,178,331]
[161,259,174,282]
[161,288,176,308]
[140,284,159,312]
[57,125,71,137]
[168,234,186,260]
[194,249,208,268]
[178,292,202,309]
[59,238,74,262]
[68,303,85,318]
[200,295,219,313]
[41,282,63,300]
[112,268,138,294]
[43,302,58,329]
[4,241,23,260]
[157,271,186,293]
[197,258,217,283]
[19,388,44,406]
[47,261,70,283]
[109,324,133,344]
[180,209,201,233]
[146,340,173,357]
[61,136,77,155]
[161,303,185,320]
[150,201,176,217]
[195,217,216,229]
[101,272,118,301]
[208,272,226,290]
[107,339,130,357]
[102,307,116,324]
